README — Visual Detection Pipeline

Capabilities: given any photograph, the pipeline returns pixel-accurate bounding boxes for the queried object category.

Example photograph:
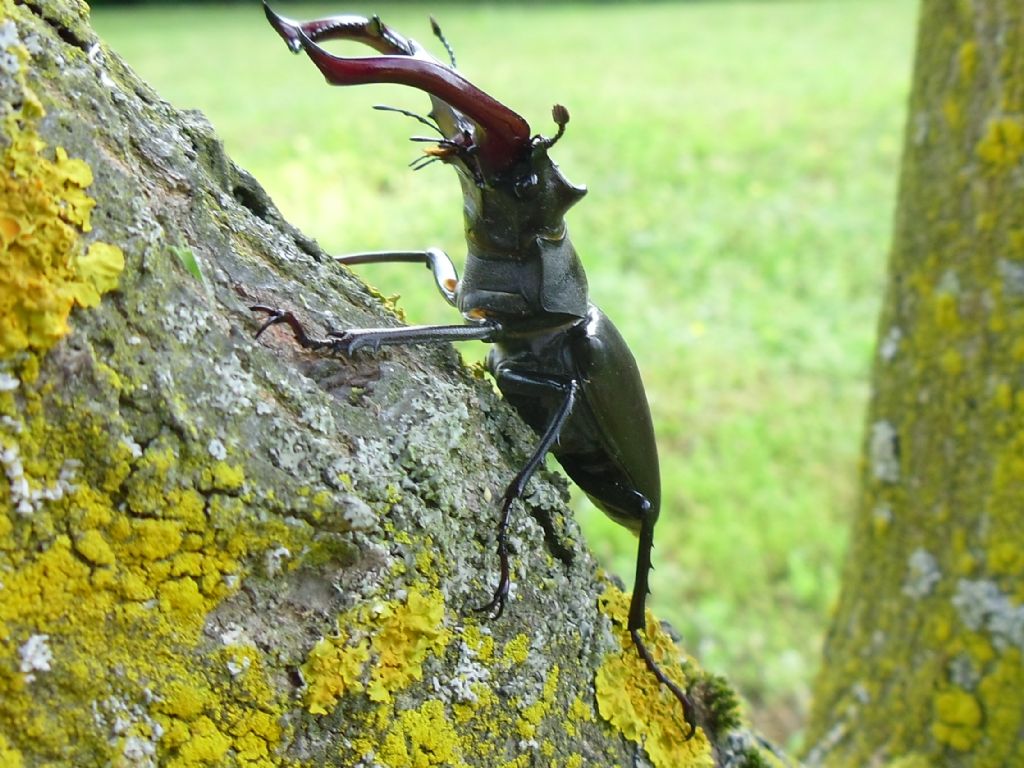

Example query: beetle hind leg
[628,511,698,740]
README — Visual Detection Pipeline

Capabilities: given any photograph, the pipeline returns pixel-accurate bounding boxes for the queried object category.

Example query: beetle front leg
[251,305,499,354]
[478,373,578,619]
[251,306,334,350]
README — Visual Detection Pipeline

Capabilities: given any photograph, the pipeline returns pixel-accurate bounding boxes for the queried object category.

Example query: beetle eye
[513,173,539,199]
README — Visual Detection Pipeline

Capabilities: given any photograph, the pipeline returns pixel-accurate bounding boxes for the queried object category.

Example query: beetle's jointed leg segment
[251,305,499,355]
[335,247,459,306]
[629,511,698,739]
[477,375,579,619]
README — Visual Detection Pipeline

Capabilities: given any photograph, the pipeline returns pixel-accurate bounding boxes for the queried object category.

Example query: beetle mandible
[255,2,695,738]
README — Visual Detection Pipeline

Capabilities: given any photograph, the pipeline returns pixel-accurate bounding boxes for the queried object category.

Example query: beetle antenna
[535,104,570,150]
[373,104,444,136]
[429,16,457,68]
[409,155,440,171]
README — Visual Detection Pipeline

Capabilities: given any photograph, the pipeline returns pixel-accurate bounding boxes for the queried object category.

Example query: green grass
[92,0,918,744]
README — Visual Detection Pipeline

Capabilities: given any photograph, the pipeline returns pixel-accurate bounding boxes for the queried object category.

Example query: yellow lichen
[958,40,977,82]
[564,693,595,738]
[303,635,371,714]
[307,579,665,766]
[377,699,467,768]
[73,528,116,566]
[885,755,932,768]
[932,689,982,751]
[975,116,1024,170]
[942,94,962,131]
[368,586,449,702]
[0,37,124,358]
[0,385,299,764]
[0,731,23,768]
[932,292,960,330]
[595,586,713,768]
[502,633,530,665]
[204,461,246,492]
[973,650,1023,768]
[461,622,494,663]
[516,665,560,739]
[300,584,450,714]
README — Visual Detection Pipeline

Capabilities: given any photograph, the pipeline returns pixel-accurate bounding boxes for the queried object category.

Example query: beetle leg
[322,323,499,354]
[251,305,499,354]
[628,510,698,740]
[335,248,459,307]
[251,305,331,350]
[477,375,578,619]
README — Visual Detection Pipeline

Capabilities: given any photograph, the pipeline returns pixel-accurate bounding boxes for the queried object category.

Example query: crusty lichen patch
[0,8,303,764]
[296,571,652,767]
[302,584,450,714]
[0,17,124,359]
[596,585,713,767]
[0,377,302,766]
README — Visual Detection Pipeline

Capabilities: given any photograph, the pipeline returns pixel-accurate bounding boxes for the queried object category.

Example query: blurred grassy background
[92,0,918,745]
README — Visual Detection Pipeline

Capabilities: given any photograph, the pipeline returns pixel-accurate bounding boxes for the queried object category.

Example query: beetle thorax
[454,149,590,323]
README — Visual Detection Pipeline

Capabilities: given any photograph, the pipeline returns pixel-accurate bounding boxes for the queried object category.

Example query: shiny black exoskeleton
[255,3,695,738]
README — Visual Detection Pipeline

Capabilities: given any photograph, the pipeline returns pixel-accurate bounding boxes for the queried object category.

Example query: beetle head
[266,3,589,318]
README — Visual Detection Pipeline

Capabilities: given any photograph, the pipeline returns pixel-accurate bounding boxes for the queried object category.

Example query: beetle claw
[474,578,509,620]
[475,537,511,620]
[630,627,699,740]
[250,305,330,351]
[250,304,287,340]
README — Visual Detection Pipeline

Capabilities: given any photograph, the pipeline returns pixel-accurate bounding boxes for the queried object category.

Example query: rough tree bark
[805,2,1023,766]
[0,2,786,766]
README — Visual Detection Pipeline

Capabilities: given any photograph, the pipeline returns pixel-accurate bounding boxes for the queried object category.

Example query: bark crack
[15,0,90,52]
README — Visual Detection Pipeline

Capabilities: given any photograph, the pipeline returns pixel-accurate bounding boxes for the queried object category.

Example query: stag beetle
[255,2,696,738]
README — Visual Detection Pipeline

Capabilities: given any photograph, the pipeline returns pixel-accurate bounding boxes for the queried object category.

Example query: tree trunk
[0,1,785,766]
[805,2,1023,766]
